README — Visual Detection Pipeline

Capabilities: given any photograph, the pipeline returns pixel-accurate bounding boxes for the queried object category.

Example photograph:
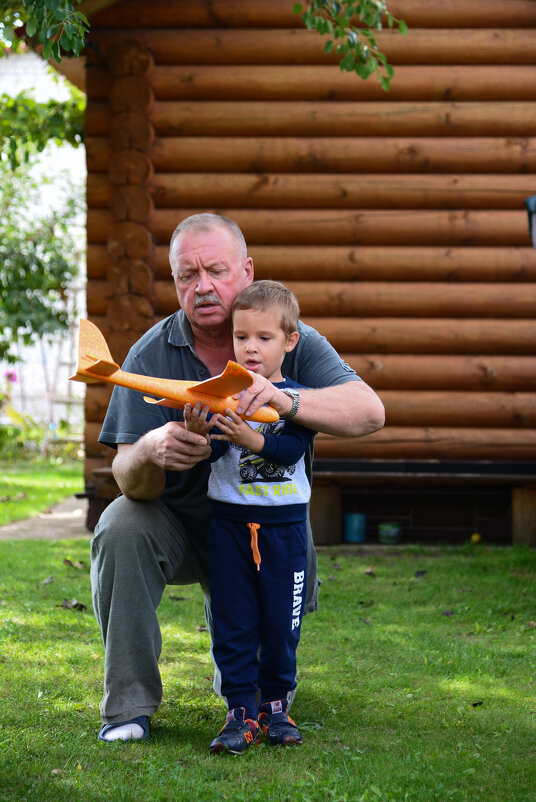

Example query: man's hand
[211,408,265,453]
[234,373,292,419]
[113,421,212,500]
[143,420,212,471]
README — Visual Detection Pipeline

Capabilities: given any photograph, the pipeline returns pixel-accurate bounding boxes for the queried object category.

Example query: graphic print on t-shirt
[235,420,296,484]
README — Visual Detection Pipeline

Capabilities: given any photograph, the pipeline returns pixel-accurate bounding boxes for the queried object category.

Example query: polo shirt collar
[168,309,194,348]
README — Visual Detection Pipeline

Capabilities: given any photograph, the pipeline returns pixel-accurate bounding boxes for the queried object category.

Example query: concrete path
[0,495,92,540]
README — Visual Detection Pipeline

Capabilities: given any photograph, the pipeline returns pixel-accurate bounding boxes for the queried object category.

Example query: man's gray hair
[169,213,247,275]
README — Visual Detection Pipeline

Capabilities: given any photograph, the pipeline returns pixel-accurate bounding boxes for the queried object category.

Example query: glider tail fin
[70,319,120,384]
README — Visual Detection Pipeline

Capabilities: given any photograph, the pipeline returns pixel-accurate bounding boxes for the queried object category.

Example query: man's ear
[284,331,300,353]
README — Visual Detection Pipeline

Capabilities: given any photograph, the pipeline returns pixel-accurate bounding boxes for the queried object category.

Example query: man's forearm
[112,439,166,501]
[282,381,385,438]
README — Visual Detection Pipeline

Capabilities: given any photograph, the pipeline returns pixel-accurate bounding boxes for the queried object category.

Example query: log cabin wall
[83,0,536,493]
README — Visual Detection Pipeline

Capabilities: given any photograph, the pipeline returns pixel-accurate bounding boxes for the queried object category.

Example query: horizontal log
[303,318,536,355]
[84,456,114,485]
[88,0,536,28]
[85,421,110,458]
[247,246,536,282]
[87,280,110,315]
[378,391,536,427]
[85,101,536,138]
[386,0,536,28]
[88,172,536,211]
[151,101,536,138]
[85,384,113,422]
[152,279,536,319]
[87,28,536,66]
[87,65,536,103]
[86,136,536,175]
[87,208,530,247]
[346,355,536,391]
[313,427,536,461]
[87,244,536,284]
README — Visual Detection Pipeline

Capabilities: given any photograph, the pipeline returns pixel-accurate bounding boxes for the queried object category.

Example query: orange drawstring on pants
[247,522,261,571]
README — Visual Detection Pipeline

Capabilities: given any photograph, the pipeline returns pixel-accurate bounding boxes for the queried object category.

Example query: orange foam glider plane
[69,319,279,423]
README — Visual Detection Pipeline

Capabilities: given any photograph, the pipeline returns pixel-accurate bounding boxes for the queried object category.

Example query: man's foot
[98,715,151,742]
[258,699,303,746]
[210,707,260,755]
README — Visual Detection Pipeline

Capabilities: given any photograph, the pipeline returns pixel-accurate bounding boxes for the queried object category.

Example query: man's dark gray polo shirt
[99,310,360,536]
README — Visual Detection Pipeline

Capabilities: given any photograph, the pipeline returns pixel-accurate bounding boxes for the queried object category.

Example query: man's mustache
[194,294,222,308]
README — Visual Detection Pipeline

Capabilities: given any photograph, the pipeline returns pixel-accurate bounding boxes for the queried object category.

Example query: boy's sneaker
[258,699,303,746]
[210,707,260,755]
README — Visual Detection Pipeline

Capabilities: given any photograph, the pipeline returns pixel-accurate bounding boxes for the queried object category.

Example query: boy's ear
[284,331,300,353]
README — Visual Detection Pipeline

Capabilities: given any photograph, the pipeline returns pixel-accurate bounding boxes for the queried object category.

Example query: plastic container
[378,522,401,544]
[343,513,367,543]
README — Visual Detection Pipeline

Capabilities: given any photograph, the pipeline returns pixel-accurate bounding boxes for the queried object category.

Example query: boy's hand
[183,402,216,443]
[211,408,265,453]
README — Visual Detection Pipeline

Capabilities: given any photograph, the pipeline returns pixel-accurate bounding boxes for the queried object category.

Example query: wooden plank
[148,101,536,137]
[387,0,536,28]
[94,173,536,210]
[314,427,536,461]
[303,318,536,355]
[86,65,536,102]
[247,246,536,282]
[88,0,536,28]
[378,391,536,428]
[346,355,536,392]
[87,136,536,174]
[511,487,536,546]
[150,279,536,319]
[87,208,530,247]
[86,101,536,139]
[88,28,536,66]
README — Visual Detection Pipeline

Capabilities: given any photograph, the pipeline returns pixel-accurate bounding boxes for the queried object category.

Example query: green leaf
[292,3,303,13]
[398,19,409,35]
[25,15,38,37]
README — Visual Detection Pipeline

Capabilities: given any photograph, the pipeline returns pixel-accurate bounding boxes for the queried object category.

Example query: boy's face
[232,307,299,382]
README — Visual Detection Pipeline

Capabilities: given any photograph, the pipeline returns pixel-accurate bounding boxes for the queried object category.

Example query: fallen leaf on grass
[169,593,186,601]
[414,570,427,578]
[63,558,88,571]
[196,625,208,632]
[442,610,455,616]
[471,701,483,707]
[332,563,343,570]
[364,567,376,577]
[359,618,372,626]
[51,769,63,775]
[0,491,26,503]
[526,621,536,628]
[58,598,87,611]
[41,576,55,585]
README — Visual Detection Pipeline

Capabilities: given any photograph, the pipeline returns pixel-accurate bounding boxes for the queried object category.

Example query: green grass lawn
[0,461,83,525]
[0,540,535,802]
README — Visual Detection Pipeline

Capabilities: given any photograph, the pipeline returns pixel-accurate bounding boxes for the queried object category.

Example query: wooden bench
[310,459,536,546]
[82,460,536,546]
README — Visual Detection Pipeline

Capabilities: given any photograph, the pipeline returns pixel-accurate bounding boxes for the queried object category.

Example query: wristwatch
[280,388,300,419]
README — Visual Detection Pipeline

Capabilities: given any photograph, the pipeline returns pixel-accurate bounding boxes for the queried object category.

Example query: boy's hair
[232,280,300,337]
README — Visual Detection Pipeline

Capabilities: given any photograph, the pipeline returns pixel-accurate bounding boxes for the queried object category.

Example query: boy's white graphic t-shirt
[207,379,315,524]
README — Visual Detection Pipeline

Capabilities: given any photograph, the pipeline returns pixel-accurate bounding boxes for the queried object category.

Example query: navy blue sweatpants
[206,517,308,720]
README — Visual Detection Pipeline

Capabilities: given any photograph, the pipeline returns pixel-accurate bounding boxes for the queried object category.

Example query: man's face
[171,226,253,331]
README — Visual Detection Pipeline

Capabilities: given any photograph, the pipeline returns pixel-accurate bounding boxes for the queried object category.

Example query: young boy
[184,280,315,755]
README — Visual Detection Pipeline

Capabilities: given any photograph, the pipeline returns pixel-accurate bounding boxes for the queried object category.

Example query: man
[93,213,385,742]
